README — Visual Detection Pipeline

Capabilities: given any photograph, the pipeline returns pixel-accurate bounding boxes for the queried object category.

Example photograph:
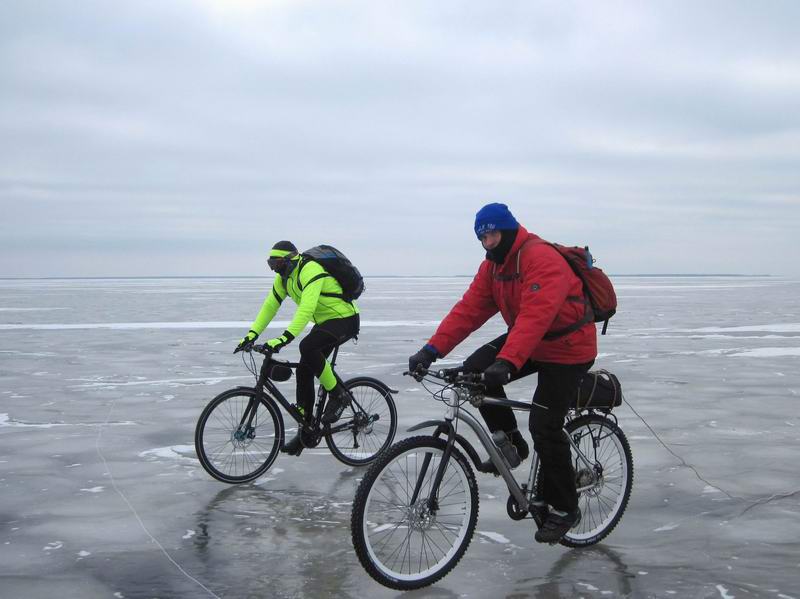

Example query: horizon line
[0,273,775,281]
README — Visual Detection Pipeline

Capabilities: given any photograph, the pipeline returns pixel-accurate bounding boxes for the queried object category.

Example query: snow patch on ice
[43,541,63,551]
[77,550,91,557]
[654,523,679,532]
[477,531,510,544]
[139,445,196,461]
[0,307,67,311]
[716,584,734,599]
[646,323,800,333]
[80,486,104,493]
[182,530,195,540]
[729,347,800,358]
[0,319,442,331]
[0,413,136,429]
[73,376,243,388]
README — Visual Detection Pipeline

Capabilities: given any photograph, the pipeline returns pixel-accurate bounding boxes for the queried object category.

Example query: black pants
[295,314,360,420]
[463,333,593,513]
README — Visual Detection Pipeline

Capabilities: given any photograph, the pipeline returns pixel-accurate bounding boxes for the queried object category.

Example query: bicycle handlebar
[404,366,485,386]
[234,343,275,356]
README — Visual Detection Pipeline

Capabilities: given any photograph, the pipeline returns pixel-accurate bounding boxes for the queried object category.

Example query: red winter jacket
[428,226,597,369]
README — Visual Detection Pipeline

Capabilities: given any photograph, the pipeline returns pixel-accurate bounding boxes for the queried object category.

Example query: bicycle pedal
[478,459,501,476]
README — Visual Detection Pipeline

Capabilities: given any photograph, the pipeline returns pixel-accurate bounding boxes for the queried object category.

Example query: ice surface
[1,275,799,598]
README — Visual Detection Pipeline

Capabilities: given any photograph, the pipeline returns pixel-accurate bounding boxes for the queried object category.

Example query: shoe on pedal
[280,433,305,456]
[510,430,529,462]
[478,458,501,476]
[534,508,581,544]
[321,385,350,424]
[531,499,550,528]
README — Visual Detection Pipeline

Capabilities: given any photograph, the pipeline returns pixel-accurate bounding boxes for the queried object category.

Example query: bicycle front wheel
[325,378,397,466]
[537,413,633,547]
[351,436,479,590]
[195,388,283,484]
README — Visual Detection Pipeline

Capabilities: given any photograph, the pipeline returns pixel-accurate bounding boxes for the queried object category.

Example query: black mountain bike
[351,366,633,590]
[195,343,398,483]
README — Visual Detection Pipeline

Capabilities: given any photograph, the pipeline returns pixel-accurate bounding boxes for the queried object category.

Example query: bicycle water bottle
[491,431,521,468]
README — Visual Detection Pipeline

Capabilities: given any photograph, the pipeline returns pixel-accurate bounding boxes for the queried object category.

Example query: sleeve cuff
[424,344,440,358]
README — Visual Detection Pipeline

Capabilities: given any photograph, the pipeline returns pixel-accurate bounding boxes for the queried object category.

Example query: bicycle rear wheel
[537,413,633,547]
[351,436,479,590]
[325,378,397,466]
[195,388,283,483]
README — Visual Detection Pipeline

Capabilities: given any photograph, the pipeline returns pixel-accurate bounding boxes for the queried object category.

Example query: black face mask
[267,254,297,279]
[486,229,519,264]
[268,255,298,278]
[278,259,298,279]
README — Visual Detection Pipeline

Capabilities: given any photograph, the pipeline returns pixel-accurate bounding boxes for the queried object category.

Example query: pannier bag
[299,245,365,302]
[573,369,622,411]
[264,361,293,382]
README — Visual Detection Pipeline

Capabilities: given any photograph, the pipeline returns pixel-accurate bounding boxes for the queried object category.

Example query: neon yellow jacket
[249,256,359,339]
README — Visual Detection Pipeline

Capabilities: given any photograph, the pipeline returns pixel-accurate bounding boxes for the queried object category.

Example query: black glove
[483,359,514,387]
[408,345,437,374]
[235,330,259,353]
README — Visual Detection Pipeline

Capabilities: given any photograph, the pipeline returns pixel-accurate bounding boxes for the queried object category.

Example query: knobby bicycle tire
[536,413,633,547]
[351,436,479,590]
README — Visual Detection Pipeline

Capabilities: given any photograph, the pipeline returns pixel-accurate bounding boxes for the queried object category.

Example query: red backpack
[494,239,618,338]
[545,243,617,338]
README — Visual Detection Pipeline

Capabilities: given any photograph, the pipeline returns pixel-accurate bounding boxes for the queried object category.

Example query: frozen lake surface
[1,276,799,598]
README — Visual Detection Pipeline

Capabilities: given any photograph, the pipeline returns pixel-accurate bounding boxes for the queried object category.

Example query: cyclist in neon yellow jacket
[236,240,360,455]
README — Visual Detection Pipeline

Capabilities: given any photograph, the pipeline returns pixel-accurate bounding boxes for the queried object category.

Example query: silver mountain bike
[350,366,633,590]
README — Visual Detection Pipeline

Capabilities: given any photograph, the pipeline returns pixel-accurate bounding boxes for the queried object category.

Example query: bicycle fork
[409,421,457,513]
[235,380,265,443]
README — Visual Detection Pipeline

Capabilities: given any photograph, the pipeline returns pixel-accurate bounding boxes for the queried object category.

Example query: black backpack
[297,245,365,302]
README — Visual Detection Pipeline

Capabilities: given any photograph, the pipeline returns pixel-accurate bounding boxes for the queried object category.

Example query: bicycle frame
[408,396,600,515]
[237,345,376,438]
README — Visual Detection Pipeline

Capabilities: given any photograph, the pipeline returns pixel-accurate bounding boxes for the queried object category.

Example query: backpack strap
[492,239,535,281]
[296,260,351,301]
[542,299,594,340]
[498,239,594,341]
[295,258,332,292]
[297,272,330,291]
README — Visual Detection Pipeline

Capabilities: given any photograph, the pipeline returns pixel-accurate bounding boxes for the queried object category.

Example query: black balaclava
[269,240,298,277]
[486,228,519,264]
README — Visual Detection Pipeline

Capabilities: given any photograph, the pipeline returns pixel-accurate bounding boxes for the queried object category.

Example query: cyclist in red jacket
[408,203,597,544]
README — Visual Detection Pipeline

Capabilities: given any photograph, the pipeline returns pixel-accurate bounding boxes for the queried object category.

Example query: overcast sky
[1,1,799,277]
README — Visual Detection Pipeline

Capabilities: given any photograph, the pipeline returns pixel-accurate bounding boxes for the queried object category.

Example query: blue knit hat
[474,203,519,238]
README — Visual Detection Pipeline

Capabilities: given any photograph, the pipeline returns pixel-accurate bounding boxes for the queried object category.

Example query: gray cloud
[1,0,799,277]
